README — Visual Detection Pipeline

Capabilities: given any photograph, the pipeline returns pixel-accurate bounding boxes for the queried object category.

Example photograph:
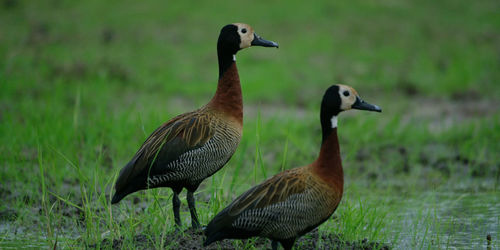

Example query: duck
[111,23,279,229]
[204,84,381,249]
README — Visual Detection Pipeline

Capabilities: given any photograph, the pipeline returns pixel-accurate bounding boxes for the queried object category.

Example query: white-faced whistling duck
[111,23,278,229]
[204,84,381,249]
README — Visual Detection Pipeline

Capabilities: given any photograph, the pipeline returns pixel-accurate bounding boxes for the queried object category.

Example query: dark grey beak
[352,97,382,112]
[251,33,279,48]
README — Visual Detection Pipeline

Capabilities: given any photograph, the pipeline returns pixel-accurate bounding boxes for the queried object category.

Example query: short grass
[1,0,499,249]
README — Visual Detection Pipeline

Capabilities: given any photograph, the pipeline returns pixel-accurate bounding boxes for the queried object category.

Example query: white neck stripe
[232,54,236,61]
[331,116,338,128]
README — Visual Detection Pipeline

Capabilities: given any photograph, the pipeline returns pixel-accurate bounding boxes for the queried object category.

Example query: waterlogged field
[1,0,499,249]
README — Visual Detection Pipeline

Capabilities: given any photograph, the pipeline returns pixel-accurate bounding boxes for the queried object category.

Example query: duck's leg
[187,191,201,229]
[272,240,279,250]
[281,239,295,250]
[172,190,181,228]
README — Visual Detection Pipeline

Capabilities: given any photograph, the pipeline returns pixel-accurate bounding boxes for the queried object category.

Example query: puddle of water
[0,221,78,249]
[384,192,499,249]
[1,190,497,249]
[0,231,49,249]
[0,241,47,249]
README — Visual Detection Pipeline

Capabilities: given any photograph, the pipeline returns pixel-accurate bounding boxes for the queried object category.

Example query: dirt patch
[2,0,19,9]
[48,59,130,82]
[98,228,389,249]
[101,28,116,45]
[26,22,51,46]
[397,79,420,97]
[0,209,18,221]
[49,61,89,80]
[354,143,497,180]
[400,96,499,132]
[246,92,499,129]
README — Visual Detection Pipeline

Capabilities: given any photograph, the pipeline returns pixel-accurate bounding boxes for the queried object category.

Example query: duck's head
[321,84,381,129]
[218,23,279,55]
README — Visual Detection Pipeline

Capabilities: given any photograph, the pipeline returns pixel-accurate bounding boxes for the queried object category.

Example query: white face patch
[331,116,338,128]
[337,84,357,111]
[234,23,254,49]
[233,54,236,61]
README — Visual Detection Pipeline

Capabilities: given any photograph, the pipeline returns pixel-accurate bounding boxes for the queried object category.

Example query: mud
[0,209,17,221]
[401,96,499,131]
[354,143,497,180]
[101,28,115,45]
[27,22,51,46]
[2,0,18,9]
[47,59,130,83]
[97,228,389,249]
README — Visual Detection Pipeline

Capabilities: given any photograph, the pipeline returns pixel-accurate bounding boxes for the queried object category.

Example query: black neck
[218,46,236,78]
[319,85,341,143]
[320,111,339,143]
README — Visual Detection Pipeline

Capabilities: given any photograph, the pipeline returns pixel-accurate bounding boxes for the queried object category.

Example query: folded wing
[112,111,214,203]
[205,168,335,244]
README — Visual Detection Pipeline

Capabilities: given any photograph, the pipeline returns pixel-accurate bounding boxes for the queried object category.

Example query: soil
[354,143,496,180]
[97,228,389,249]
[0,208,17,221]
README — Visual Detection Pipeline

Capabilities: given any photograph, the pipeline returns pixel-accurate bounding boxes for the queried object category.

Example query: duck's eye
[343,91,350,97]
[241,28,247,34]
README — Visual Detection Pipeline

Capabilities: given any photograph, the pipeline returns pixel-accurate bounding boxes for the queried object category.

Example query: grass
[1,0,499,249]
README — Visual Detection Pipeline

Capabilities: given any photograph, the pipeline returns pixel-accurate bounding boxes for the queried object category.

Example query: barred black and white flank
[110,23,278,229]
[204,84,381,249]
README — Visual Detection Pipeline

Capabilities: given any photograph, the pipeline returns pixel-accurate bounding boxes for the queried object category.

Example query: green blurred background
[1,0,499,248]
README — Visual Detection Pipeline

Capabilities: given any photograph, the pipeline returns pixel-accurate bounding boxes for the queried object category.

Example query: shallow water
[385,191,499,249]
[0,191,498,249]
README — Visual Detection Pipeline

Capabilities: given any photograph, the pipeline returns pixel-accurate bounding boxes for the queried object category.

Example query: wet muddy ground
[1,131,498,249]
[97,228,389,249]
[2,0,499,248]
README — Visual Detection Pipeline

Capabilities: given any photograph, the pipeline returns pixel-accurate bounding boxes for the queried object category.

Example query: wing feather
[204,168,309,242]
[228,169,306,216]
[114,110,215,193]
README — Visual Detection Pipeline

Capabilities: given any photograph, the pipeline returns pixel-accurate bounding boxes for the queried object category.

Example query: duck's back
[112,107,242,203]
[205,166,341,243]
